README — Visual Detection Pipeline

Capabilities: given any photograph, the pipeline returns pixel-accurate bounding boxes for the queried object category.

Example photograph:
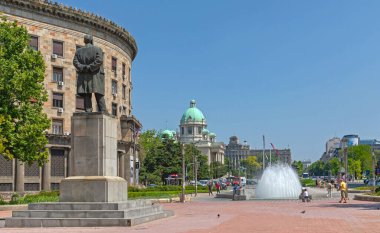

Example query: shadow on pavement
[320,203,380,210]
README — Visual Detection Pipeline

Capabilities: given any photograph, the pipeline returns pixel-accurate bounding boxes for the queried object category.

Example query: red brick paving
[1,193,380,233]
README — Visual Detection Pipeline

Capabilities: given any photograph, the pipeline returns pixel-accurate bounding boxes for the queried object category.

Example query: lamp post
[180,143,185,203]
[372,149,376,192]
[341,138,348,181]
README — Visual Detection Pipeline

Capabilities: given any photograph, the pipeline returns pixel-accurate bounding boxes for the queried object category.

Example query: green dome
[161,130,174,139]
[202,128,209,135]
[180,100,206,124]
[209,133,216,138]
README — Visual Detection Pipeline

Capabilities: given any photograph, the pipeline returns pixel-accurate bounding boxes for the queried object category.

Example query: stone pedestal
[60,176,128,202]
[5,112,173,228]
[69,112,118,177]
[60,112,128,202]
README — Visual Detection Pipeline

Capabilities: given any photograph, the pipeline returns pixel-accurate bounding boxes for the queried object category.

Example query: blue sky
[59,0,380,161]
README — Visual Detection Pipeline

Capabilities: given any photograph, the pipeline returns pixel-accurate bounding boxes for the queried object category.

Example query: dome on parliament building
[160,129,174,139]
[180,100,206,124]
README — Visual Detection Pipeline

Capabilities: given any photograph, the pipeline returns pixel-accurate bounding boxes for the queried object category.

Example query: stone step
[28,200,153,211]
[215,193,247,200]
[12,205,163,219]
[5,211,174,227]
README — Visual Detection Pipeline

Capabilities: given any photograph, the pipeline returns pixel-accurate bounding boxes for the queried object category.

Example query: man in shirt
[339,179,348,203]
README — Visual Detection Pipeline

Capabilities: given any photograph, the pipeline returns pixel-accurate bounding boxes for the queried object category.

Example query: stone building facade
[225,135,292,171]
[0,0,142,192]
[225,136,250,170]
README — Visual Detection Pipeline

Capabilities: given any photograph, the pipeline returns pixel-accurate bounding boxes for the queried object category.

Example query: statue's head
[84,34,93,45]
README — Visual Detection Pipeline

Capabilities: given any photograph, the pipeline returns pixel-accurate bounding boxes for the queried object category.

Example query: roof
[180,100,206,124]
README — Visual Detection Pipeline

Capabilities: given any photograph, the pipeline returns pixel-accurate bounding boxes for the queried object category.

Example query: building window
[122,63,126,79]
[128,88,131,106]
[52,119,63,135]
[112,57,117,74]
[29,36,38,51]
[181,127,184,135]
[51,149,65,177]
[198,127,202,134]
[53,93,63,108]
[187,127,193,135]
[112,103,117,116]
[75,95,85,110]
[122,84,126,99]
[112,80,118,95]
[53,40,63,57]
[53,67,63,82]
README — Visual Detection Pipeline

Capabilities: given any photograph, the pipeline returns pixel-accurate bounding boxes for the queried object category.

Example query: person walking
[215,182,221,194]
[207,180,213,196]
[327,181,333,198]
[339,179,348,203]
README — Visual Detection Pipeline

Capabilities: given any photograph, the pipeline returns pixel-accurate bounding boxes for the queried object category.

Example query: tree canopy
[138,130,210,184]
[240,156,261,178]
[0,18,50,165]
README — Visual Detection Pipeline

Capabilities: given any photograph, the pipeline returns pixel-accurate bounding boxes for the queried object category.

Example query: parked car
[199,180,208,187]
[189,180,202,186]
[365,179,380,186]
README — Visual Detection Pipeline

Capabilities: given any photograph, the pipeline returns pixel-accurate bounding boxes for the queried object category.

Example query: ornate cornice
[0,0,138,60]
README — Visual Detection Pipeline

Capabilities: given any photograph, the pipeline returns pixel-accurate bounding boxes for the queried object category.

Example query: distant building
[177,100,225,165]
[225,136,250,170]
[321,137,341,162]
[359,139,380,151]
[158,100,225,165]
[342,134,360,147]
[326,137,341,153]
[301,160,312,169]
[225,135,292,170]
[249,149,292,165]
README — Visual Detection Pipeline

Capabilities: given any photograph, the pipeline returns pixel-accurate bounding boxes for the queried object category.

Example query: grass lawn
[0,186,210,204]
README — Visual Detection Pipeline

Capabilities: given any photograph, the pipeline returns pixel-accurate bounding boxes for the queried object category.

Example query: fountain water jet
[255,163,302,199]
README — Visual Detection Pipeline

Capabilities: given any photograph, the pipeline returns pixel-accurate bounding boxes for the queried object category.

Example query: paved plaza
[1,190,380,233]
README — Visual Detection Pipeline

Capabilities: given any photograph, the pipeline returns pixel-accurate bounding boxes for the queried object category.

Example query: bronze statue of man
[73,34,107,112]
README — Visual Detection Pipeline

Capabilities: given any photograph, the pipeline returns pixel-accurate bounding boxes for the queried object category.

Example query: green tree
[139,130,188,185]
[138,129,162,163]
[348,158,362,179]
[307,160,324,176]
[210,161,226,179]
[0,18,50,165]
[328,157,340,176]
[240,156,261,178]
[347,145,372,175]
[184,143,208,181]
[291,160,304,176]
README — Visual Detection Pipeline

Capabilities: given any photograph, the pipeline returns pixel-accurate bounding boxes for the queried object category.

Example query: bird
[217,214,220,218]
[300,210,306,214]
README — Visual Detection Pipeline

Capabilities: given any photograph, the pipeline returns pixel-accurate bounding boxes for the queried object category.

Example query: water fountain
[255,163,302,199]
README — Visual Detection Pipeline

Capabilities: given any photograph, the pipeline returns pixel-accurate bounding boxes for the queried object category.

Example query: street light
[341,138,348,181]
[180,143,185,203]
[372,148,376,192]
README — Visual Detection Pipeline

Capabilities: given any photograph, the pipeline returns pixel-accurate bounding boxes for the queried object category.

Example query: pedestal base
[60,176,128,202]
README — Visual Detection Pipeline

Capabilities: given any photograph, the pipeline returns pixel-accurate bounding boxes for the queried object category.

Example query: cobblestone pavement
[1,191,380,233]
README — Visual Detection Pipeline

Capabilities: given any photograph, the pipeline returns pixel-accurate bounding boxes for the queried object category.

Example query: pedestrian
[339,179,348,203]
[232,183,240,200]
[207,180,213,196]
[215,182,221,194]
[327,181,332,198]
[301,188,310,202]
